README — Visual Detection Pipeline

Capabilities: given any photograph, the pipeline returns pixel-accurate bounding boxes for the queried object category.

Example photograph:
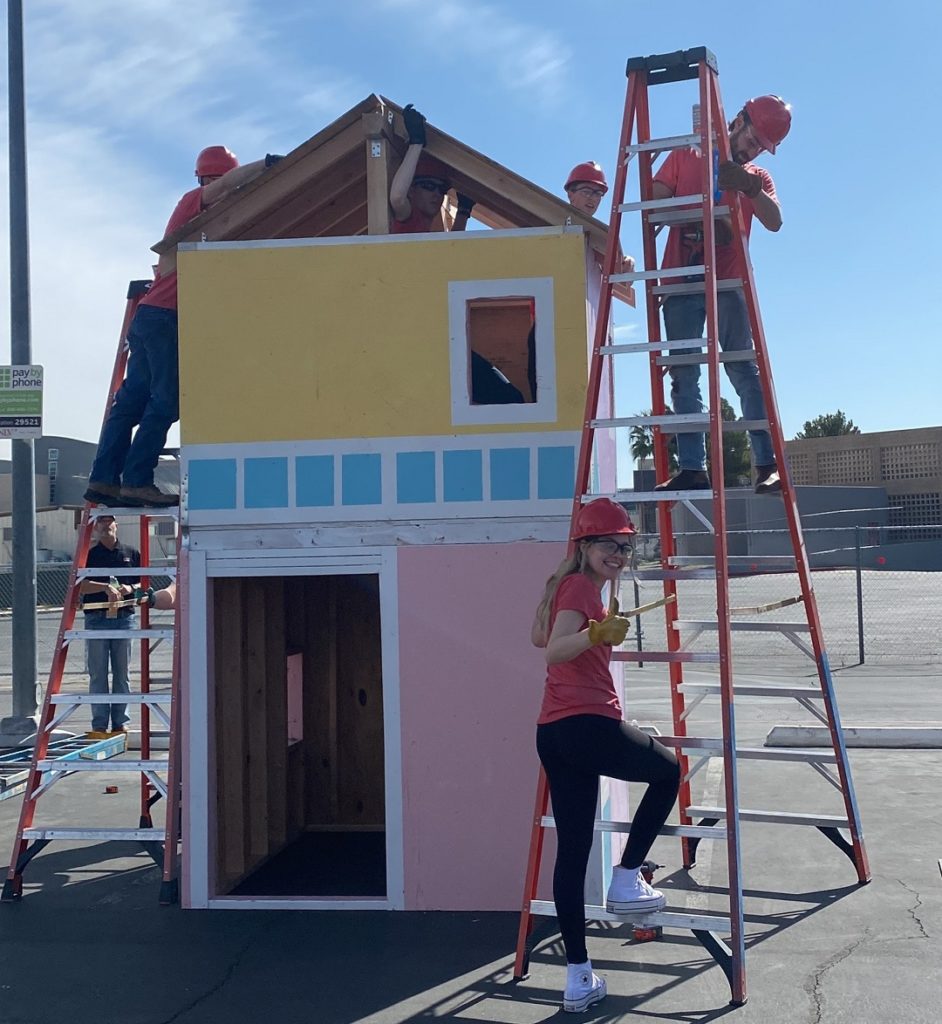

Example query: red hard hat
[565,161,608,193]
[571,498,636,540]
[195,146,239,179]
[413,154,450,186]
[743,96,791,154]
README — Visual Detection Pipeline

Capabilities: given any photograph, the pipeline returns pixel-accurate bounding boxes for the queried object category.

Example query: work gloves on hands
[587,612,631,647]
[456,193,475,217]
[717,161,763,199]
[402,103,427,146]
[133,586,156,607]
[265,153,285,168]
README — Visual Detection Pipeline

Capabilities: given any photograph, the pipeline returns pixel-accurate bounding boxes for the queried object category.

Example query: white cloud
[376,0,571,106]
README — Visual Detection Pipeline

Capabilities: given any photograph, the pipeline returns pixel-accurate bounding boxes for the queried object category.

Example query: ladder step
[619,193,706,212]
[36,759,167,772]
[543,814,726,841]
[611,264,706,283]
[679,682,825,699]
[591,415,769,433]
[76,566,175,579]
[656,351,758,367]
[673,619,811,633]
[654,737,838,764]
[625,133,701,154]
[646,205,730,225]
[600,337,705,355]
[49,693,173,704]
[64,629,174,641]
[22,828,164,842]
[687,806,849,828]
[530,899,733,935]
[632,566,717,579]
[89,505,178,519]
[653,278,743,296]
[613,650,720,664]
[669,554,796,565]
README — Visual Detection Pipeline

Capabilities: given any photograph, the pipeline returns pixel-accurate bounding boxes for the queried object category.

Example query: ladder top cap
[626,47,718,82]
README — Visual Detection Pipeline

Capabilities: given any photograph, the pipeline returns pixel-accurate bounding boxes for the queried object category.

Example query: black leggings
[536,715,680,964]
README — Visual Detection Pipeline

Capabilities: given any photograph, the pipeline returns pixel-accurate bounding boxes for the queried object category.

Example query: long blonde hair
[532,544,589,646]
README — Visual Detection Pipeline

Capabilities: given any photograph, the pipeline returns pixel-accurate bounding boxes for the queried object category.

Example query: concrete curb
[766,725,942,748]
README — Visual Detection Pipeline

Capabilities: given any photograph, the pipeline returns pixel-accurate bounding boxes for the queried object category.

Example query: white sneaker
[563,960,607,1013]
[606,864,667,914]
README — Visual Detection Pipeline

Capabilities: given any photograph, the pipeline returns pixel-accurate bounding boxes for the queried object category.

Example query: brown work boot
[120,484,178,507]
[654,469,711,491]
[83,481,123,506]
[754,465,782,494]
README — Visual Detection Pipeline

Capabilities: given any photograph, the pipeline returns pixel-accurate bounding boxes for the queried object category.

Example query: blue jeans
[662,289,774,470]
[89,303,179,488]
[85,613,133,732]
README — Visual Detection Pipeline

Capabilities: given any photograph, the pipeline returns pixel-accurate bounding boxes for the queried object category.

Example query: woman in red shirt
[531,498,680,1013]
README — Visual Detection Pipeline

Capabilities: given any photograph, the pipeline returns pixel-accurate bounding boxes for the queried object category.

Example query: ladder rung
[36,759,167,772]
[612,650,720,664]
[646,205,730,225]
[76,566,175,579]
[530,899,733,934]
[611,265,705,283]
[591,415,768,433]
[600,337,705,355]
[22,828,164,842]
[49,693,173,704]
[88,506,178,519]
[687,806,849,828]
[656,351,758,367]
[632,567,717,580]
[625,133,701,154]
[679,683,825,699]
[673,619,811,633]
[542,815,726,841]
[619,193,706,212]
[669,554,796,565]
[655,737,838,763]
[653,278,742,296]
[64,629,174,641]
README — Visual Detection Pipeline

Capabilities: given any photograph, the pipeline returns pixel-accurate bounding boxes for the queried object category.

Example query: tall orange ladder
[514,48,870,1006]
[2,281,182,906]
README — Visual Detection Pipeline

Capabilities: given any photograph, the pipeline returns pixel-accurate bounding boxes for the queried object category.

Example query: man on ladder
[652,94,791,494]
[84,146,282,508]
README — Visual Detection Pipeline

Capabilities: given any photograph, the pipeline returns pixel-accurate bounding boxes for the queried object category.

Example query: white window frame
[447,277,556,426]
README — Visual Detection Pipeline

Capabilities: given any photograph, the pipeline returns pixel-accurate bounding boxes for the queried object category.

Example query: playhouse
[168,97,622,909]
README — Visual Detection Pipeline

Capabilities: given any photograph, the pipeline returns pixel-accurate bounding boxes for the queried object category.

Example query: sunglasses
[591,539,632,557]
[414,179,447,194]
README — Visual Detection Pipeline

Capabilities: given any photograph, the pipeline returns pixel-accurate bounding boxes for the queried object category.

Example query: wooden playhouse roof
[152,94,614,255]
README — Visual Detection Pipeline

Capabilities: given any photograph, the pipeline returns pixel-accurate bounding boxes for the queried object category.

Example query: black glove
[456,193,475,217]
[133,586,156,607]
[402,103,427,146]
[717,160,763,199]
[265,153,285,168]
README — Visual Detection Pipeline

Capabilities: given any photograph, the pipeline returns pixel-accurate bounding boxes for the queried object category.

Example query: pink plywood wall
[397,540,565,911]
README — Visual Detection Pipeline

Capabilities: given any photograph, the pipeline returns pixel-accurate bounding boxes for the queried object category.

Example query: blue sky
[1,0,939,464]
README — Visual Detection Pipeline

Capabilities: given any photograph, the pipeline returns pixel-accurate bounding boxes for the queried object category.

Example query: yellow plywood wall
[178,231,588,444]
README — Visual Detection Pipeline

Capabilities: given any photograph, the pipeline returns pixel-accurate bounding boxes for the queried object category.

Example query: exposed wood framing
[363,112,392,235]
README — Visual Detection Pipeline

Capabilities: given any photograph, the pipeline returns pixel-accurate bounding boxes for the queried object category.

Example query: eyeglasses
[414,179,447,194]
[571,186,606,199]
[591,539,632,557]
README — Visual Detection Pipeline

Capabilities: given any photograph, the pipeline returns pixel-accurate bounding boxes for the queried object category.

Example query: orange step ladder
[514,47,869,1006]
[2,281,182,906]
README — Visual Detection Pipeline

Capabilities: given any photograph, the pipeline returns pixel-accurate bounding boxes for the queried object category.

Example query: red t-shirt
[654,149,776,285]
[140,186,205,311]
[537,573,623,725]
[390,205,437,234]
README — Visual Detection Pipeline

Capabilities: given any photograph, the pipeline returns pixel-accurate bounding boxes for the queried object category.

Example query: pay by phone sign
[0,365,43,438]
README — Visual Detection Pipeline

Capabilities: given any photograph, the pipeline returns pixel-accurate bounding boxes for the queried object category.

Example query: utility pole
[1,0,38,742]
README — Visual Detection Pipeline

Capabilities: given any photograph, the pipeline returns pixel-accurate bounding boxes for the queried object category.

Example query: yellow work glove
[587,613,630,647]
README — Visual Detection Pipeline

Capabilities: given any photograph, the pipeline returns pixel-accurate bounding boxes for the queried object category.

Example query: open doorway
[212,573,386,899]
